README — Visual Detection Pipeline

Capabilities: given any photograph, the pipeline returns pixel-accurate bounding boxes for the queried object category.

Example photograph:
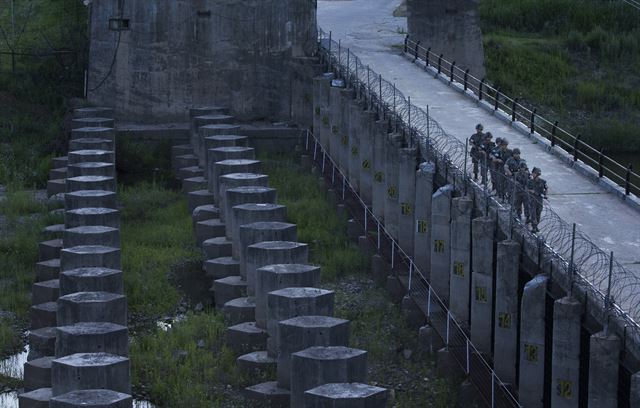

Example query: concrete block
[201,238,231,261]
[192,204,220,223]
[57,292,127,326]
[24,356,53,391]
[357,236,374,258]
[172,144,193,165]
[32,279,60,305]
[182,176,207,193]
[52,156,68,168]
[255,263,320,328]
[277,316,350,389]
[67,162,115,179]
[71,117,114,129]
[418,325,444,354]
[64,190,116,211]
[232,203,287,259]
[470,217,495,355]
[73,107,114,119]
[50,389,132,408]
[67,150,114,165]
[48,165,66,180]
[206,147,256,192]
[69,137,114,152]
[371,255,388,287]
[196,119,238,165]
[177,165,204,180]
[449,196,472,327]
[457,380,483,408]
[551,296,582,408]
[59,267,123,296]
[290,346,367,407]
[267,288,334,358]
[70,127,114,142]
[18,388,51,408]
[246,241,308,297]
[66,176,115,194]
[51,353,130,396]
[199,126,244,167]
[237,350,276,376]
[244,381,290,407]
[47,179,66,197]
[187,190,215,214]
[304,382,388,407]
[226,321,268,354]
[211,160,262,203]
[63,226,120,249]
[226,187,277,242]
[56,322,128,357]
[430,185,453,304]
[240,222,298,283]
[212,276,247,308]
[398,148,417,255]
[39,239,63,261]
[401,295,426,328]
[195,218,225,245]
[29,327,57,361]
[414,162,435,276]
[436,348,463,379]
[385,275,404,304]
[588,332,620,408]
[223,297,255,325]
[36,258,61,282]
[65,208,120,229]
[174,154,199,170]
[42,224,66,240]
[218,172,269,222]
[60,245,121,271]
[204,257,239,280]
[30,302,58,329]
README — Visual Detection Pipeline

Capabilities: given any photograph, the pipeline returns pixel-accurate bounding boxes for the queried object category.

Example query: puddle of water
[0,344,28,380]
[0,391,154,407]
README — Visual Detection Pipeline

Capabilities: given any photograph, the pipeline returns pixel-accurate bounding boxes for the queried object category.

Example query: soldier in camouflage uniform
[469,124,484,181]
[514,162,531,222]
[491,139,511,200]
[527,167,548,233]
[503,148,524,203]
[489,137,502,190]
[478,132,495,185]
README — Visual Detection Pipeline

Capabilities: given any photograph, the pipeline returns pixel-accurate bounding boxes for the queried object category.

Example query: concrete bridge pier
[357,110,376,205]
[210,159,261,205]
[383,133,403,240]
[430,185,454,304]
[398,148,417,255]
[224,186,277,243]
[587,331,620,408]
[371,120,389,219]
[338,89,352,177]
[232,204,288,263]
[413,162,435,277]
[245,241,309,297]
[493,240,520,386]
[329,86,344,165]
[348,101,362,193]
[551,296,582,408]
[632,372,640,407]
[470,217,495,354]
[217,173,269,224]
[314,74,333,152]
[518,275,548,408]
[448,196,472,327]
[205,144,254,195]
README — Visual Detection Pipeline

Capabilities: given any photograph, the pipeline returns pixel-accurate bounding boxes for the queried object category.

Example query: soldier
[504,148,523,178]
[527,167,548,233]
[489,137,503,190]
[469,124,484,181]
[514,162,531,223]
[491,138,511,200]
[478,132,495,185]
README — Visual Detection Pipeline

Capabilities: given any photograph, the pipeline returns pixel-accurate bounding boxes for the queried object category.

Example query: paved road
[318,0,640,314]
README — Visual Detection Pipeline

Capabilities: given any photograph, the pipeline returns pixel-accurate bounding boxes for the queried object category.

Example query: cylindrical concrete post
[372,120,388,219]
[65,208,120,229]
[193,116,236,165]
[69,138,114,152]
[66,176,116,194]
[518,275,548,408]
[588,331,620,408]
[226,187,278,243]
[65,190,117,211]
[218,173,269,223]
[70,127,115,143]
[245,241,308,296]
[551,296,582,408]
[231,203,287,260]
[449,196,472,327]
[206,146,255,193]
[414,162,435,277]
[67,162,115,179]
[211,159,261,203]
[67,150,114,165]
[493,240,520,386]
[470,217,495,354]
[430,185,454,304]
[398,147,417,255]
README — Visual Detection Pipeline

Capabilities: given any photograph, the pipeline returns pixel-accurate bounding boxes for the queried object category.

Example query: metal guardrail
[318,27,640,403]
[402,35,639,198]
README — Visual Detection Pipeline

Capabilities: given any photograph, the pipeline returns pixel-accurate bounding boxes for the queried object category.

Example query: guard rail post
[404,35,408,53]
[551,121,558,147]
[437,54,443,75]
[511,98,517,122]
[414,41,420,62]
[426,47,431,67]
[573,134,581,162]
[450,62,455,83]
[464,69,469,91]
[530,109,536,134]
[598,148,605,178]
[494,88,500,111]
[479,78,485,101]
[626,165,633,195]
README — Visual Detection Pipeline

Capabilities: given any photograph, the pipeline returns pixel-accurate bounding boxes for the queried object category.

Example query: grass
[480,0,640,155]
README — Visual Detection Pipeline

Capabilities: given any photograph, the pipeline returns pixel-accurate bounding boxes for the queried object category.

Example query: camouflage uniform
[514,165,530,221]
[479,138,495,185]
[503,154,523,202]
[469,131,484,180]
[491,146,512,199]
[527,175,548,232]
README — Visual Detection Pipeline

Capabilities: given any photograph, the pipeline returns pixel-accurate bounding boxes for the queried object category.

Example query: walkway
[318,0,640,314]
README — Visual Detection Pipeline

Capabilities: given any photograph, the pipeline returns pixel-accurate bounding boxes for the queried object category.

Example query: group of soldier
[469,124,548,233]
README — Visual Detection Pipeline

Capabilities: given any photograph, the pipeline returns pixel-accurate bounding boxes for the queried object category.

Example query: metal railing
[318,28,640,400]
[305,130,521,407]
[402,35,639,198]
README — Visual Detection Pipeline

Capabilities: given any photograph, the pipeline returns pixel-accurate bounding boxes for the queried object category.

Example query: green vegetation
[480,0,640,158]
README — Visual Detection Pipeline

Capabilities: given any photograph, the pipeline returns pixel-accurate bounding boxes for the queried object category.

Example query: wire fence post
[569,223,577,295]
[465,340,470,374]
[408,260,413,291]
[391,241,395,269]
[494,87,500,111]
[346,48,350,86]
[377,220,381,250]
[379,74,383,118]
[408,96,413,147]
[605,251,614,336]
[437,54,443,75]
[414,40,420,62]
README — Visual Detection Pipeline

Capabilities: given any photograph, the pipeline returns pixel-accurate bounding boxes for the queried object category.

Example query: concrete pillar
[430,185,454,304]
[66,176,116,193]
[71,127,115,142]
[189,106,229,153]
[588,332,620,408]
[448,196,472,327]
[413,162,435,278]
[67,162,115,179]
[371,120,388,219]
[519,275,548,408]
[304,383,388,407]
[71,117,114,129]
[50,389,132,407]
[55,322,128,357]
[51,353,130,396]
[232,203,287,260]
[226,187,278,242]
[493,240,520,386]
[67,150,114,165]
[347,101,361,192]
[73,107,114,119]
[59,268,123,296]
[65,190,116,211]
[470,217,495,354]
[211,159,261,202]
[69,138,114,152]
[218,172,268,222]
[206,146,255,191]
[57,292,127,326]
[383,133,403,240]
[290,346,367,407]
[551,296,582,408]
[63,226,120,249]
[357,110,375,205]
[245,241,308,296]
[398,148,417,255]
[60,245,120,271]
[65,208,120,229]
[329,86,343,163]
[314,74,333,152]
[194,116,236,166]
[631,371,640,408]
[338,89,352,175]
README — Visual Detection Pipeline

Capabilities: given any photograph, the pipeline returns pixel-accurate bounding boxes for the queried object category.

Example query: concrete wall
[406,0,485,78]
[87,0,318,123]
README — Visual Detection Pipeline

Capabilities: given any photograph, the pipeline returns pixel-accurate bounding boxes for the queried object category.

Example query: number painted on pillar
[387,185,397,199]
[556,380,573,399]
[475,286,488,303]
[416,220,428,234]
[401,202,413,215]
[498,312,512,329]
[332,125,339,134]
[453,261,465,277]
[374,172,384,183]
[434,239,445,253]
[315,107,321,116]
[322,116,329,126]
[362,159,371,170]
[341,135,348,145]
[524,344,538,362]
[351,146,359,156]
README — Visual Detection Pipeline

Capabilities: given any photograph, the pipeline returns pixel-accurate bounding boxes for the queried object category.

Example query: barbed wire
[319,29,640,351]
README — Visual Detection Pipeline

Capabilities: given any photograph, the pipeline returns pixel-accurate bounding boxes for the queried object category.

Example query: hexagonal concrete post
[551,296,582,408]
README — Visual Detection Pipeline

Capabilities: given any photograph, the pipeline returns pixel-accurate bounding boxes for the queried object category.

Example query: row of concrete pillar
[313,74,638,407]
[21,107,133,407]
[169,108,390,406]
